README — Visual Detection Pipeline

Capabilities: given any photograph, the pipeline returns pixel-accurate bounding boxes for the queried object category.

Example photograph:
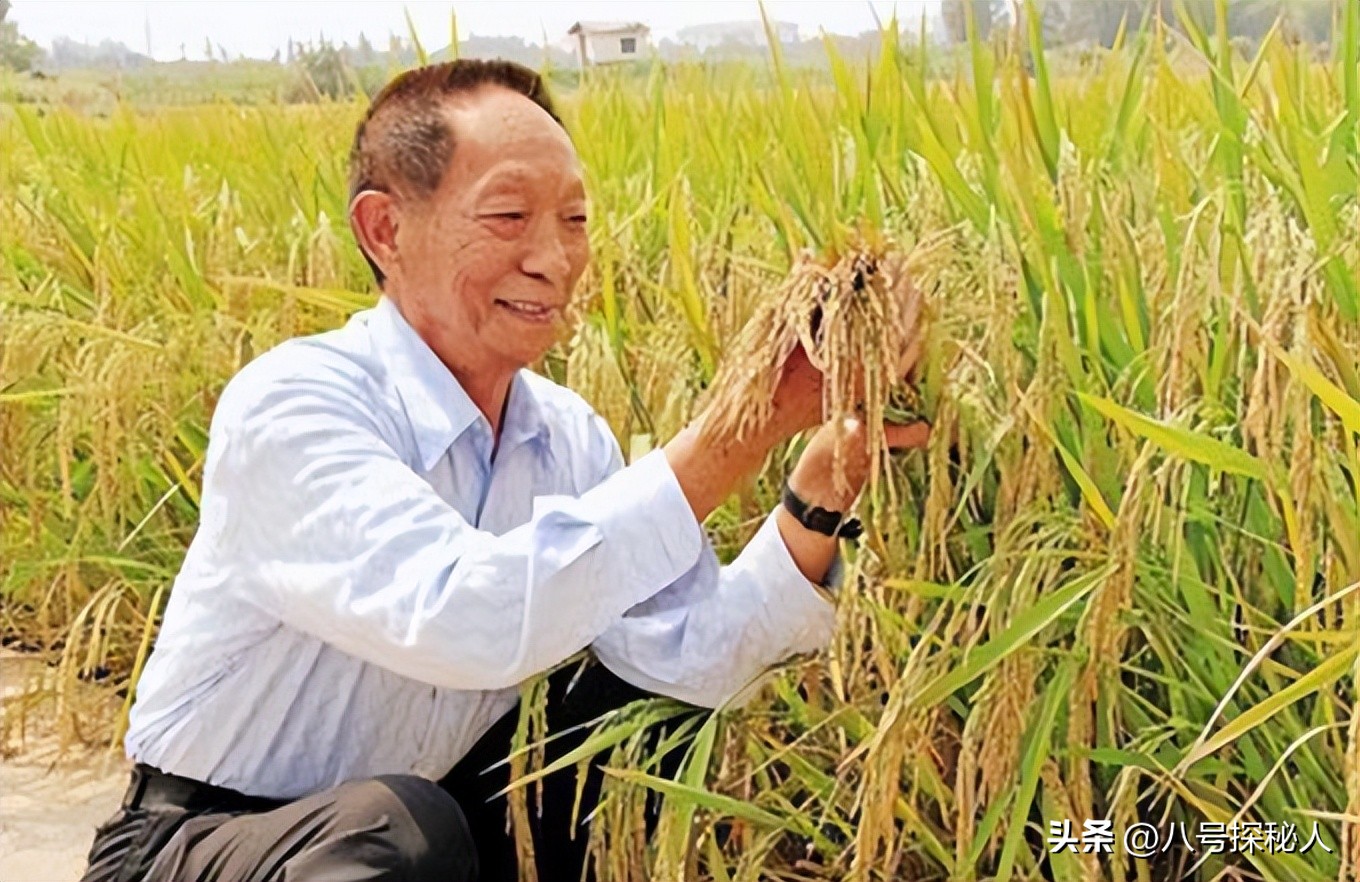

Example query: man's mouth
[495,299,559,324]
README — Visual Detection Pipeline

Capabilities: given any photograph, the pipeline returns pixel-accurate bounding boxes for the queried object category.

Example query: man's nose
[520,218,572,290]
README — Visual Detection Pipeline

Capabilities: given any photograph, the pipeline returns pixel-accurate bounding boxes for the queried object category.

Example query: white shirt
[125,295,837,800]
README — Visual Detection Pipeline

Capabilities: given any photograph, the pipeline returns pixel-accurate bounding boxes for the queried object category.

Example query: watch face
[782,484,844,537]
[804,505,842,536]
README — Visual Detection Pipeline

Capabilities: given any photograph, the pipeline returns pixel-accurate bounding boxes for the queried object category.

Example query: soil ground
[0,650,129,882]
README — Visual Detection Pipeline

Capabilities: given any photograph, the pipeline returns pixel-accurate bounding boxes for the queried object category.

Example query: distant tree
[1046,0,1148,47]
[46,35,149,70]
[0,0,43,72]
[1218,1,1288,45]
[1237,1,1333,46]
[291,38,354,99]
[436,33,574,69]
[1171,1,1331,49]
[1033,0,1330,49]
[942,0,1003,42]
[1290,1,1336,43]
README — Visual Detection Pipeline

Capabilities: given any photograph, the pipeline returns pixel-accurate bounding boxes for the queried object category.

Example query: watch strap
[781,483,863,540]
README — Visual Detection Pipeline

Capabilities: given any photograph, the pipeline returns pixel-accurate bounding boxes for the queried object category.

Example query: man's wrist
[774,505,839,585]
[785,469,858,514]
[781,482,862,539]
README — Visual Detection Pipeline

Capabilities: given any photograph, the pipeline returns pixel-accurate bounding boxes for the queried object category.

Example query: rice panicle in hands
[702,232,939,492]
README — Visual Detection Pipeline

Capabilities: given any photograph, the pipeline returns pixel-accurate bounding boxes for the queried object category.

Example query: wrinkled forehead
[443,87,581,182]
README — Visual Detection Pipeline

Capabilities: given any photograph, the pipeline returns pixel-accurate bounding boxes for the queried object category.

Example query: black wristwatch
[781,482,863,540]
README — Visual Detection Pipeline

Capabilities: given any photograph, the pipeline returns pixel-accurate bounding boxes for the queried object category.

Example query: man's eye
[492,212,527,221]
[566,215,588,225]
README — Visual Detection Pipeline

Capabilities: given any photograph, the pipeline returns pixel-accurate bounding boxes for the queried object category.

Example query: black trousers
[81,658,687,882]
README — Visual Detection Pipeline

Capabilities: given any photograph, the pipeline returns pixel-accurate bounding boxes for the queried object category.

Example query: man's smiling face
[391,86,590,377]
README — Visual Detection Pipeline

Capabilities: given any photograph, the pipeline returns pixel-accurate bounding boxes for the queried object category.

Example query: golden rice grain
[700,233,943,491]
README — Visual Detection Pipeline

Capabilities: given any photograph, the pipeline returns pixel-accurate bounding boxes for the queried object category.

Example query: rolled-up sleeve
[210,372,703,692]
[588,427,838,709]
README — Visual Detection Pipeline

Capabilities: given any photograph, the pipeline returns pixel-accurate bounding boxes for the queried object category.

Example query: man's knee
[338,774,477,881]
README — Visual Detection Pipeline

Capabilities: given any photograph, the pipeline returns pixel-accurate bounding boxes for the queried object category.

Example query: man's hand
[665,293,927,527]
[776,416,931,585]
[788,416,931,513]
[664,341,831,522]
[764,343,827,441]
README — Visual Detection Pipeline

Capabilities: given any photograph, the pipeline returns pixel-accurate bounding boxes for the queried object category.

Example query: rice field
[2,3,1359,880]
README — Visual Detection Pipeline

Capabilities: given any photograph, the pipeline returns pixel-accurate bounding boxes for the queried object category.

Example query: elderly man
[81,59,926,882]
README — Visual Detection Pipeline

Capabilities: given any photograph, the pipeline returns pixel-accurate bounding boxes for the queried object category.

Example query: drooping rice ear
[790,267,832,372]
[700,234,931,478]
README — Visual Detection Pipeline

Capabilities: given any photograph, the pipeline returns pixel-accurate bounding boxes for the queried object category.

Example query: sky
[10,1,941,62]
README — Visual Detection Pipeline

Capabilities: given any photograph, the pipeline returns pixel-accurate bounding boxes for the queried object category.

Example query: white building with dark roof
[567,21,650,66]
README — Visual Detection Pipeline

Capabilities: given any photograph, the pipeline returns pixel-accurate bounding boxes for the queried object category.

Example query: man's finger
[893,331,924,385]
[884,420,931,450]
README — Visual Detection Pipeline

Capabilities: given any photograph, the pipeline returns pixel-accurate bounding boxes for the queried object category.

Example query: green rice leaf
[601,768,791,831]
[1077,393,1270,483]
[911,567,1107,708]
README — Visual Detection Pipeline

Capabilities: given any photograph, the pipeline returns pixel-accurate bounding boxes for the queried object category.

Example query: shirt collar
[499,369,551,458]
[370,296,549,471]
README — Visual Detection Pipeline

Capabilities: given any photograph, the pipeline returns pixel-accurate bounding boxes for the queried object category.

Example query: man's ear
[349,190,400,281]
